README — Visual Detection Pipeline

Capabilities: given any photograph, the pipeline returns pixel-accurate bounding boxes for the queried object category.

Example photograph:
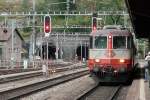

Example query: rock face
[62,45,76,61]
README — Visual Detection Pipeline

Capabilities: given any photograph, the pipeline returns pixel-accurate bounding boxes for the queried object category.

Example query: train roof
[90,29,132,36]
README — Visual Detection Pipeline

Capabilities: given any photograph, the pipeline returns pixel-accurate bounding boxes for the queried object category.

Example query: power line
[0,11,128,16]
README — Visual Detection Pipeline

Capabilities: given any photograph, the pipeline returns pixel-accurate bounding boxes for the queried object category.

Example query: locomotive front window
[95,36,107,49]
[127,36,132,48]
[113,36,126,49]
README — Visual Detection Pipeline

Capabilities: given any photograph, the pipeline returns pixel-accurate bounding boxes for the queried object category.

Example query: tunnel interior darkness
[38,45,56,60]
[76,46,89,60]
[36,44,89,60]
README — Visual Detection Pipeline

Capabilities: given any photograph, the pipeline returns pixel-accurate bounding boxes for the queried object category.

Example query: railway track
[76,84,122,100]
[108,85,122,100]
[0,63,84,83]
[0,68,89,100]
[0,68,40,75]
[0,62,72,75]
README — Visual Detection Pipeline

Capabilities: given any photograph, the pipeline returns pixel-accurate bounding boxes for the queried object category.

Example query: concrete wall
[0,30,22,61]
[5,31,22,61]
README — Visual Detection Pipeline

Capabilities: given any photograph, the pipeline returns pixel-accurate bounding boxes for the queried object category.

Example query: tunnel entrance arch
[37,43,56,60]
[76,43,89,61]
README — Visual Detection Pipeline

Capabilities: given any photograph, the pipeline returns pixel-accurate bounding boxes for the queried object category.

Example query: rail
[0,69,89,100]
[76,85,122,100]
[0,63,85,83]
[0,60,73,69]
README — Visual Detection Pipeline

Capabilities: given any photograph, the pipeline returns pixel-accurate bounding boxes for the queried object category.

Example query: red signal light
[44,15,51,34]
[93,26,96,31]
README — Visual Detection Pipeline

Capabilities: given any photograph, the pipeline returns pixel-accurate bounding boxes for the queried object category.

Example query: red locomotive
[88,25,137,83]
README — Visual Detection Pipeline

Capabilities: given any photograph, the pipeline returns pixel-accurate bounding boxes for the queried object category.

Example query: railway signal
[44,15,51,37]
[92,17,97,32]
[92,13,97,32]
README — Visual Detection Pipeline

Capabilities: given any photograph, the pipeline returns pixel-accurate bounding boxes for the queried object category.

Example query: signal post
[43,15,51,76]
[92,13,97,49]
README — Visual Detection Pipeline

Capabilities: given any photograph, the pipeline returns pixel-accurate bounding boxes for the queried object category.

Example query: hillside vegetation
[0,0,128,38]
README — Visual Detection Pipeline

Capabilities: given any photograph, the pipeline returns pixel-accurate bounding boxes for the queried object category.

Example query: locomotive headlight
[95,59,100,62]
[114,70,118,73]
[119,59,125,63]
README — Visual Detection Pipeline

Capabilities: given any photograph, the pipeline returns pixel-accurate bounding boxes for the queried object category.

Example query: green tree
[21,0,30,11]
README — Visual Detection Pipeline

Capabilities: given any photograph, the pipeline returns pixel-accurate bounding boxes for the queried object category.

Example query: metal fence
[0,59,74,69]
[0,60,42,69]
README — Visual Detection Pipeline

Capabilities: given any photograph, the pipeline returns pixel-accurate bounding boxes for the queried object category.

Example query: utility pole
[11,20,15,68]
[60,41,63,59]
[55,34,59,60]
[40,36,43,59]
[64,15,68,41]
[29,0,36,67]
[33,0,36,66]
[84,42,86,61]
[123,11,128,28]
[47,39,49,68]
[80,41,82,62]
[66,0,70,12]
